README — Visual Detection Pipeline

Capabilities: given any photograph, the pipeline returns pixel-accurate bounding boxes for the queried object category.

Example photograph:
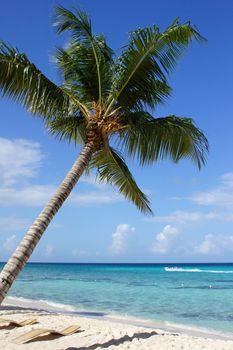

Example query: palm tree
[0,7,208,304]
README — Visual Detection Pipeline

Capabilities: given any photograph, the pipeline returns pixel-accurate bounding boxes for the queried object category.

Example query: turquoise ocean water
[1,263,233,335]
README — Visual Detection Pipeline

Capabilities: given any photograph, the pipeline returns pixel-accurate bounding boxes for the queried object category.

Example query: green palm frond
[46,114,86,144]
[106,19,205,113]
[0,41,88,119]
[54,6,113,103]
[90,147,152,214]
[117,112,209,169]
[0,6,208,216]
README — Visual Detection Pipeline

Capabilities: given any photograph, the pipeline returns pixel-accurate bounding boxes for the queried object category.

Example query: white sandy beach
[1,302,233,350]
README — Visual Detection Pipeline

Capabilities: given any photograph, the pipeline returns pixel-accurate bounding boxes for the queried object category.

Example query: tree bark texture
[0,142,95,304]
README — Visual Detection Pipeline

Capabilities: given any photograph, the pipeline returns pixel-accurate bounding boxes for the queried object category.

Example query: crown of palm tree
[0,6,208,215]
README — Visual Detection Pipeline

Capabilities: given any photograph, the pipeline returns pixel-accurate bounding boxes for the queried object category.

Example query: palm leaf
[46,115,86,144]
[117,112,209,169]
[0,41,88,119]
[54,6,113,103]
[90,147,152,214]
[106,19,205,113]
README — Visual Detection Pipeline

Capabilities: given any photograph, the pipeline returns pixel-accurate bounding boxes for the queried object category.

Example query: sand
[1,303,233,350]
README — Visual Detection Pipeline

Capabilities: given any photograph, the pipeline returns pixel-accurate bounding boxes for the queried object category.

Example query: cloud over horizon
[151,225,180,254]
[110,224,135,255]
[194,233,233,255]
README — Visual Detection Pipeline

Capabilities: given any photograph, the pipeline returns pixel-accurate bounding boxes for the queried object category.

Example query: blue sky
[0,0,233,263]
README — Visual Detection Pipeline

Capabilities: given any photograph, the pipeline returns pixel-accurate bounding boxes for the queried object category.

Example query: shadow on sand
[65,331,159,350]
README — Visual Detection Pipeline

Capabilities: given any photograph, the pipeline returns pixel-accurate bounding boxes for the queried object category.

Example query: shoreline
[1,302,233,349]
[3,296,233,342]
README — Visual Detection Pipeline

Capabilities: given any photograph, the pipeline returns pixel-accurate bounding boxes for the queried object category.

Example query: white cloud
[0,138,52,207]
[0,185,55,206]
[149,172,233,229]
[0,185,121,207]
[72,249,90,257]
[0,217,31,231]
[70,191,121,206]
[148,210,233,224]
[190,172,233,208]
[110,224,135,255]
[0,138,43,187]
[221,173,233,188]
[80,174,107,188]
[0,137,123,208]
[45,244,54,257]
[151,225,180,254]
[194,233,233,255]
[3,234,17,252]
[192,190,233,208]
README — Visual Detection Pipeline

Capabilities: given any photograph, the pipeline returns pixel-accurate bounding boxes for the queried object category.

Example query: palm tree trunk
[0,142,95,305]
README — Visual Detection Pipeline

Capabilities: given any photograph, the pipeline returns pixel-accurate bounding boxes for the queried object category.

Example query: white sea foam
[5,296,77,312]
[164,321,233,340]
[164,267,233,273]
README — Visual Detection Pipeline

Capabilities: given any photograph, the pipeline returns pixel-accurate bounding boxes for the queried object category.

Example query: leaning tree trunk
[0,142,95,305]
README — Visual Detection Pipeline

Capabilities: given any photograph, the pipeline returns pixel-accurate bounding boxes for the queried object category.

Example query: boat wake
[164,267,233,274]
